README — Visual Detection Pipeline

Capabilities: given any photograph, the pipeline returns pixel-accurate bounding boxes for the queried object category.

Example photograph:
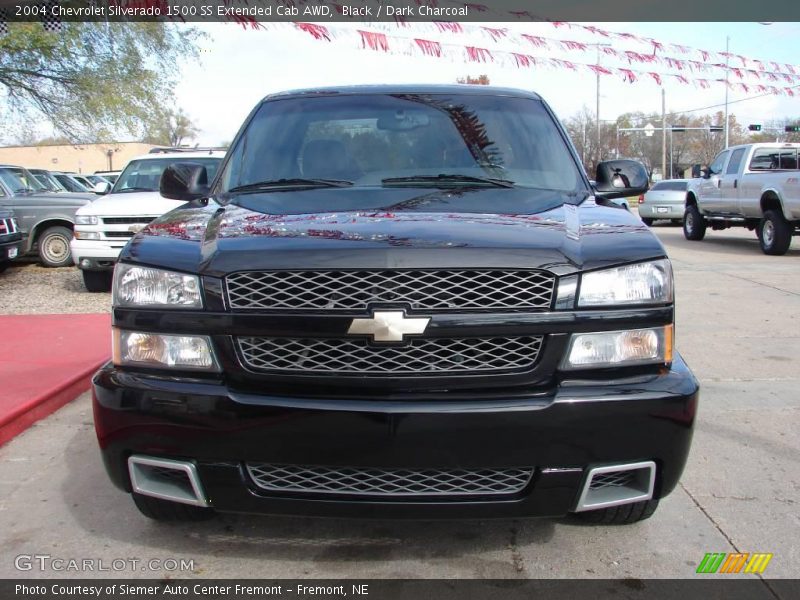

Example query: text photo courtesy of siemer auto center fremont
[0,1,799,596]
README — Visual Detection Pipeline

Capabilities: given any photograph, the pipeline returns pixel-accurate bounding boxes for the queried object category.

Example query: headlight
[578,259,673,307]
[113,263,202,308]
[561,325,673,370]
[73,231,101,240]
[113,329,218,370]
[75,215,98,225]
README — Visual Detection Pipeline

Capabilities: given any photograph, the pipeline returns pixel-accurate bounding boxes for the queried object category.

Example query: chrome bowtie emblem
[347,310,430,343]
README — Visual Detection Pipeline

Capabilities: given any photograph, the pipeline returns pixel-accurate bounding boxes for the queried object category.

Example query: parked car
[638,179,689,225]
[28,169,67,193]
[84,174,112,186]
[93,85,698,524]
[71,150,224,291]
[71,173,95,189]
[94,170,120,184]
[685,143,800,254]
[0,165,94,266]
[52,172,91,193]
[0,206,23,272]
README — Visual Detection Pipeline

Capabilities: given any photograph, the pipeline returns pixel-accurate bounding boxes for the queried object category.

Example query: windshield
[0,168,39,193]
[6,167,47,192]
[113,157,222,193]
[219,93,583,198]
[54,174,88,192]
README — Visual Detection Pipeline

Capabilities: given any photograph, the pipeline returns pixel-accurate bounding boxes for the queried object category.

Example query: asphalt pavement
[0,224,797,583]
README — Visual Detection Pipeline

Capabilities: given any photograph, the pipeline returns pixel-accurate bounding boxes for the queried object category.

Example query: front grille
[226,269,555,312]
[237,336,543,376]
[246,464,534,497]
[104,231,136,238]
[102,217,155,225]
[589,470,637,490]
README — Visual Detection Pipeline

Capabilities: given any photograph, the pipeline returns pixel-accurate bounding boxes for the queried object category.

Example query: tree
[144,108,201,147]
[456,75,491,85]
[0,23,202,143]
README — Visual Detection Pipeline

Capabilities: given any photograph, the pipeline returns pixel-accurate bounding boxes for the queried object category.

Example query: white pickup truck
[683,143,799,255]
[71,149,224,291]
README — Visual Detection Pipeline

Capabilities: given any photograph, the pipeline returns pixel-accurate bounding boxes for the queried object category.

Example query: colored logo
[696,552,773,574]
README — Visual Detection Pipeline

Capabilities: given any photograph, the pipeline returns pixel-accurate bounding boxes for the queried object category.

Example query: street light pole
[596,45,601,165]
[661,88,666,180]
[724,35,730,148]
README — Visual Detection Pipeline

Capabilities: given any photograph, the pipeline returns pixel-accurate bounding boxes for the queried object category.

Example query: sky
[172,21,800,145]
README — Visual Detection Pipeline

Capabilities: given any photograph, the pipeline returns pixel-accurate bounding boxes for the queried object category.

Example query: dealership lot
[0,225,797,580]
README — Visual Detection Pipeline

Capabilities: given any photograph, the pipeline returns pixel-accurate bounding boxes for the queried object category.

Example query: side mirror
[93,181,111,195]
[594,159,649,200]
[701,167,712,179]
[160,163,210,202]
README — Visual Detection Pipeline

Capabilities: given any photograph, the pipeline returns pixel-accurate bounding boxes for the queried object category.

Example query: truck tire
[641,218,654,226]
[132,493,216,522]
[683,205,706,241]
[82,270,113,292]
[575,498,659,525]
[38,225,73,268]
[0,262,8,274]
[759,210,792,255]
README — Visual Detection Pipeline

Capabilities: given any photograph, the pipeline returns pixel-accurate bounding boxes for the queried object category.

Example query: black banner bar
[1,0,800,23]
[2,580,800,600]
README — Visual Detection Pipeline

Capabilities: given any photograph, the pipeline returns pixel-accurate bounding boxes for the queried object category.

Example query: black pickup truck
[93,86,699,525]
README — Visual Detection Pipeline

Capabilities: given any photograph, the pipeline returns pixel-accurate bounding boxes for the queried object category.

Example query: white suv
[71,149,224,291]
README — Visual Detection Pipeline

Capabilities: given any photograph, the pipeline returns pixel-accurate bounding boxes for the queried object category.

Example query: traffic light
[748,124,762,131]
[785,125,800,132]
[709,125,724,132]
[671,125,686,132]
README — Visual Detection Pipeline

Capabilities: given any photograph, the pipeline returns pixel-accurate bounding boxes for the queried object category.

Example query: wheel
[683,205,706,241]
[132,493,216,522]
[37,226,73,267]
[0,262,8,274]
[641,218,654,226]
[575,499,659,525]
[82,270,113,292]
[758,210,792,255]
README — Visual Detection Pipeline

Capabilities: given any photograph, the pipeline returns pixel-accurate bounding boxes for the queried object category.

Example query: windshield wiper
[382,174,514,188]
[228,178,354,194]
[117,187,155,192]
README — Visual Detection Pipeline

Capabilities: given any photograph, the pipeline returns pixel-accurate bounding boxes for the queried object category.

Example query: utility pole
[596,45,601,166]
[661,88,666,180]
[724,35,730,148]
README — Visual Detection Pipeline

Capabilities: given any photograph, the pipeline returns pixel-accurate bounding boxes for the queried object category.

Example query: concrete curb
[0,358,107,447]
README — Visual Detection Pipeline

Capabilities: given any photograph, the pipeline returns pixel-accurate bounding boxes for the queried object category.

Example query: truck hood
[123,188,667,276]
[76,191,187,216]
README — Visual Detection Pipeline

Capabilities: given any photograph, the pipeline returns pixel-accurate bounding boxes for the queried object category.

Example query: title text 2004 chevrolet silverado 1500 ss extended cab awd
[93,86,699,525]
[684,142,800,255]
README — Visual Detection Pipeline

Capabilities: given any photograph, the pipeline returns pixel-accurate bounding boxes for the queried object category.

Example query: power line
[670,83,800,116]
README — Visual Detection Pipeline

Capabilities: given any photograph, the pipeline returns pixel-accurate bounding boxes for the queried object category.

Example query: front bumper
[0,237,23,262]
[70,239,124,270]
[638,203,684,220]
[93,354,699,518]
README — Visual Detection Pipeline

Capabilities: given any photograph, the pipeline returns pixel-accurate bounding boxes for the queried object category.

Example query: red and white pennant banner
[289,23,799,97]
[360,21,800,85]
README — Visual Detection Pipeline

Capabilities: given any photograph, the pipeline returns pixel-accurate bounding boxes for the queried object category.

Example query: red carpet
[0,313,111,446]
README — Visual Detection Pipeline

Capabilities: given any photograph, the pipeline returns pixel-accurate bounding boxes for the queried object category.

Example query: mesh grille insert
[589,470,637,490]
[226,269,555,311]
[237,336,543,375]
[246,464,534,496]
